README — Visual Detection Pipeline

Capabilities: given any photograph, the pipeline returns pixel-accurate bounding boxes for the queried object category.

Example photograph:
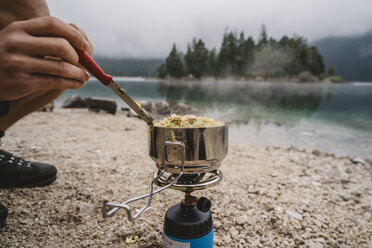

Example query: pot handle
[102,141,185,221]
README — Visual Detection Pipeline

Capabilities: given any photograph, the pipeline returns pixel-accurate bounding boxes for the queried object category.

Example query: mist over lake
[57,79,372,160]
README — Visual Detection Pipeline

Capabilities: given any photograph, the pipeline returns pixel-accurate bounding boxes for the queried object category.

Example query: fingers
[0,72,84,101]
[28,74,86,91]
[69,23,93,56]
[22,36,79,65]
[20,55,90,82]
[19,16,89,51]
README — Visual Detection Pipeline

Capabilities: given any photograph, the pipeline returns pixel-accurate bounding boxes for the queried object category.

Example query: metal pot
[103,124,228,221]
[149,125,228,174]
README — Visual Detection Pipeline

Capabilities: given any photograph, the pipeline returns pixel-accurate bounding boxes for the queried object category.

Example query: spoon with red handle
[74,48,153,126]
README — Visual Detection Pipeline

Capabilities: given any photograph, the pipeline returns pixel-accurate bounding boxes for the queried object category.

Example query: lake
[56,79,372,160]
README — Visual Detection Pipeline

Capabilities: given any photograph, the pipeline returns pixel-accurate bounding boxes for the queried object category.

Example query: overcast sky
[47,0,372,58]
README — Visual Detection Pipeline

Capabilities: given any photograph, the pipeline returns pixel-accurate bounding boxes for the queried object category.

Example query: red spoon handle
[75,48,112,86]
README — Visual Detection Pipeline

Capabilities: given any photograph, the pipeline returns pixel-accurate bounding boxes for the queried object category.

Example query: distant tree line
[158,26,326,81]
[94,57,162,77]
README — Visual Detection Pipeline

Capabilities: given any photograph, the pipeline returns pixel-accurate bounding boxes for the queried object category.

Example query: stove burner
[154,169,223,192]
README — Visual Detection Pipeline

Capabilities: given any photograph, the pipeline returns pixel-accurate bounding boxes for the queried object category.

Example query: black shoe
[0,203,7,228]
[0,149,57,188]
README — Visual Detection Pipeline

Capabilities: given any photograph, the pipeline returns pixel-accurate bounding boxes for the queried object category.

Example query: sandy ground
[0,108,371,247]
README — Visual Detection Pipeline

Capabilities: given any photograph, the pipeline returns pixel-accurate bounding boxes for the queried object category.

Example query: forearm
[0,0,49,30]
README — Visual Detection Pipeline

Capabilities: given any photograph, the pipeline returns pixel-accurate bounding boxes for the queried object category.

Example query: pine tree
[157,64,167,78]
[185,39,209,78]
[165,44,185,78]
[207,48,218,76]
[193,39,209,78]
[217,31,240,76]
[217,32,230,77]
[238,34,255,76]
[184,42,195,76]
[258,24,268,47]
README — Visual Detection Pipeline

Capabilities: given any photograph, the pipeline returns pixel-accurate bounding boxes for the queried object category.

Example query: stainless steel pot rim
[151,125,228,130]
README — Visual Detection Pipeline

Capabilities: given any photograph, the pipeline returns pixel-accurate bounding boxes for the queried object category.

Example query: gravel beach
[0,108,371,247]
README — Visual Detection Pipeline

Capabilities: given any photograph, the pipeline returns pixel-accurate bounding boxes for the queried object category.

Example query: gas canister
[164,197,213,248]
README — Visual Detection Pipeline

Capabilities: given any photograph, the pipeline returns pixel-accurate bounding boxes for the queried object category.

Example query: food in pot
[154,114,225,128]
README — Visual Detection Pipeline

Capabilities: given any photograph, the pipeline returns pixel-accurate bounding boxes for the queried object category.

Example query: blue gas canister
[163,197,213,248]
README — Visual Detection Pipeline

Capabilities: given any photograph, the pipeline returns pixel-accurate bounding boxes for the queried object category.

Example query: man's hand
[0,16,92,101]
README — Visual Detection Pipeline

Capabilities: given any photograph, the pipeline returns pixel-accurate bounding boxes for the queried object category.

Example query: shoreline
[101,76,353,84]
[0,109,371,247]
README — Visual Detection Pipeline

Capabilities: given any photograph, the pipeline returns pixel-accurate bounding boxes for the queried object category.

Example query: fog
[47,0,372,58]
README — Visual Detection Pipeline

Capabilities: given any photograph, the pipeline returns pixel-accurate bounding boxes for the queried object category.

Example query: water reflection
[157,81,325,128]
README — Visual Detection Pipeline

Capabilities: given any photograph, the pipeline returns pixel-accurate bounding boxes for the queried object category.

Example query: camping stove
[102,125,228,247]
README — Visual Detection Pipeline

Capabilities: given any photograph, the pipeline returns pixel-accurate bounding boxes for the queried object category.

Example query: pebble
[235,217,246,226]
[285,210,303,221]
[229,227,239,239]
[222,234,232,243]
[350,157,366,165]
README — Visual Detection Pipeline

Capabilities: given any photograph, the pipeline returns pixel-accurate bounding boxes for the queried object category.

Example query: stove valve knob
[197,197,211,212]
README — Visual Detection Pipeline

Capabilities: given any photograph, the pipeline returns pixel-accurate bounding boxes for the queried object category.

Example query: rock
[85,98,117,115]
[172,103,200,115]
[247,185,259,194]
[229,227,239,239]
[350,157,366,165]
[214,220,222,228]
[312,150,322,156]
[252,239,260,246]
[38,102,54,112]
[340,179,353,184]
[126,108,153,121]
[62,96,117,114]
[78,203,97,216]
[222,234,232,243]
[312,181,322,187]
[282,241,290,246]
[351,192,362,197]
[62,95,87,108]
[140,101,170,115]
[340,194,350,201]
[263,203,274,212]
[238,239,246,248]
[235,217,246,226]
[247,209,255,215]
[285,210,303,221]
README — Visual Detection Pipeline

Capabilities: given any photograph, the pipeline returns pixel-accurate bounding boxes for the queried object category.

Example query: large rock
[140,101,170,115]
[172,103,200,115]
[62,95,87,108]
[84,98,117,115]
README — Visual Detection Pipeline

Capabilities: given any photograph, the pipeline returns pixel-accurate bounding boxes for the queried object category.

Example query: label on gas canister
[164,235,190,248]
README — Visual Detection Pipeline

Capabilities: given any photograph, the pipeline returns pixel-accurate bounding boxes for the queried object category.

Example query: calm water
[56,79,372,160]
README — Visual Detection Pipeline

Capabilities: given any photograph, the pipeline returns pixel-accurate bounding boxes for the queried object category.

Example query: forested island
[157,26,342,82]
